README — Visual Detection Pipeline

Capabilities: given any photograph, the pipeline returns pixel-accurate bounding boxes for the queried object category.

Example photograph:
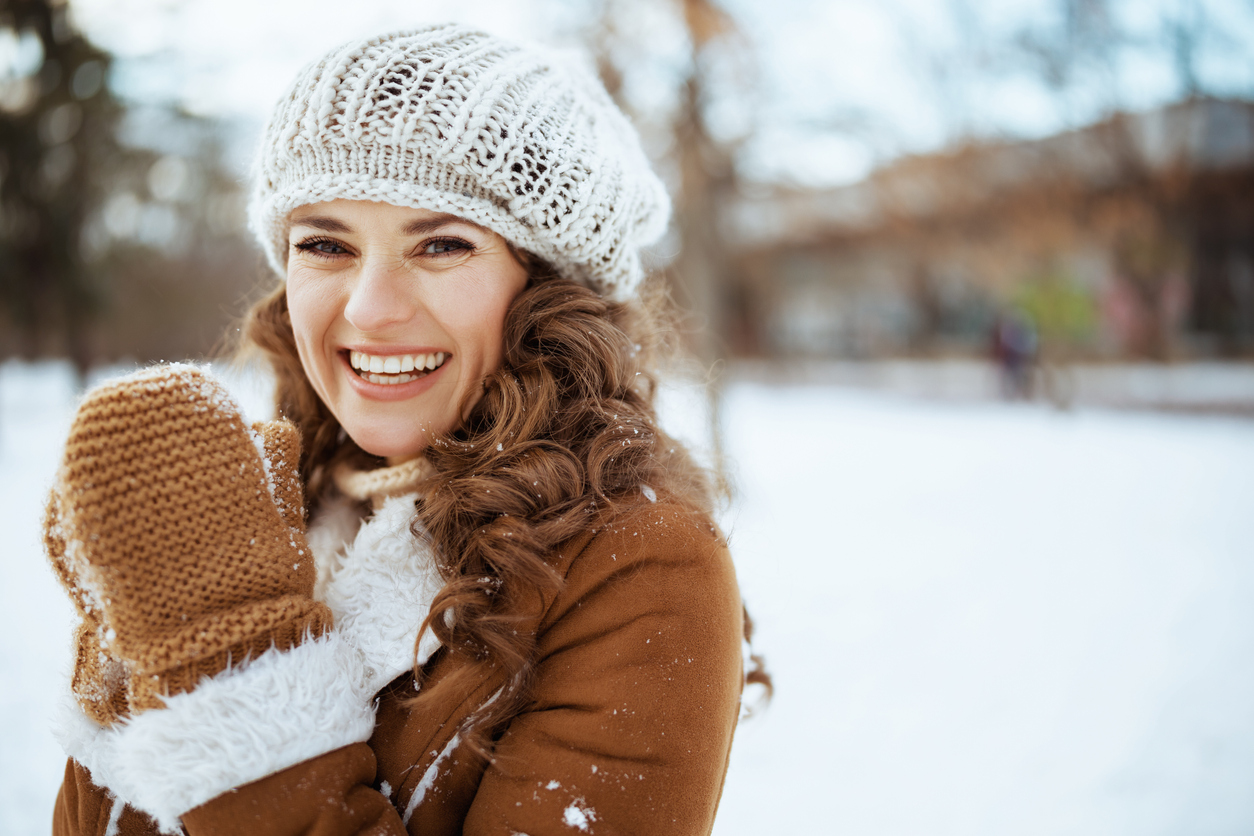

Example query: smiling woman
[285,202,528,460]
[46,24,767,836]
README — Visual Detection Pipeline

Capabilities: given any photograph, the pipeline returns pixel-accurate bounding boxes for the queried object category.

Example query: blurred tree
[1002,0,1251,358]
[578,0,755,478]
[90,110,260,364]
[1,0,263,375]
[582,0,753,361]
[669,0,742,363]
[0,0,122,374]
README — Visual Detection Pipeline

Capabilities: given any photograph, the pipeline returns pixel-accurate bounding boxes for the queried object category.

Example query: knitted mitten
[46,364,332,720]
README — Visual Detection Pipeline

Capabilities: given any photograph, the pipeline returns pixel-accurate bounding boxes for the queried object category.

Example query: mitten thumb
[252,419,306,535]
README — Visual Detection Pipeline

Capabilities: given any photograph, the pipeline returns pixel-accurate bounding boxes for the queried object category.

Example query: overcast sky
[64,0,1254,187]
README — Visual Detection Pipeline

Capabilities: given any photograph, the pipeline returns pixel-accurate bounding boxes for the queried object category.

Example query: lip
[339,349,450,402]
[345,343,448,358]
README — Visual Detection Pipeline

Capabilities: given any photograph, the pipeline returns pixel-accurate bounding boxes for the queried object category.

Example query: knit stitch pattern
[248,24,670,301]
[46,364,332,717]
[332,455,434,502]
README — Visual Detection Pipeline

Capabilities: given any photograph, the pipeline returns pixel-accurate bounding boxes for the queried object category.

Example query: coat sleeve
[461,500,745,836]
[54,745,407,836]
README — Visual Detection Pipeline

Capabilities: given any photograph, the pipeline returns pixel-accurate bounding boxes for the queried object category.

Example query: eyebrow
[290,212,479,237]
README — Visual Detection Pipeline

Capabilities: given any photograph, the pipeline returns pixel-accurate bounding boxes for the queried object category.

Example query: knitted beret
[248,25,670,301]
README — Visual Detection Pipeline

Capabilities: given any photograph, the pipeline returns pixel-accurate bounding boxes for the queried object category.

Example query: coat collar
[308,484,444,695]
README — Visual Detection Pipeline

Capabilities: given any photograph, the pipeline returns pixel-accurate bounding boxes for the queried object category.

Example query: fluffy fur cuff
[55,631,377,833]
[315,493,445,693]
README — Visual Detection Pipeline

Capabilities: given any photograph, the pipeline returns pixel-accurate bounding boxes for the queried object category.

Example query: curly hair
[240,260,771,756]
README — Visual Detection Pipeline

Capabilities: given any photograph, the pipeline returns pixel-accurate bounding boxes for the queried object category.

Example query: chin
[346,424,430,461]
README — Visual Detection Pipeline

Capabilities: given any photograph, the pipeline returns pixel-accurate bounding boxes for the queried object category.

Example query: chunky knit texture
[332,456,434,502]
[45,364,332,717]
[248,24,670,301]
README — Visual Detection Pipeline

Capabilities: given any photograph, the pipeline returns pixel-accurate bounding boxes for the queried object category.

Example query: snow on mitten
[45,488,132,725]
[253,418,305,532]
[47,364,332,718]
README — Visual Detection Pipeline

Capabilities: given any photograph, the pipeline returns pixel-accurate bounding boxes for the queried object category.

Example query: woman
[47,25,764,835]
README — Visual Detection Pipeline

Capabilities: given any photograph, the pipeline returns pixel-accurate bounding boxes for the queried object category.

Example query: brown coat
[53,498,745,835]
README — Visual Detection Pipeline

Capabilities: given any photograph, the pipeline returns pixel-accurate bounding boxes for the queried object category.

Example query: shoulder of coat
[559,491,727,574]
[598,492,721,540]
[533,493,737,634]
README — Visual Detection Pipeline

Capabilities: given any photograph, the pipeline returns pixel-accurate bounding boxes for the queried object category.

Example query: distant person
[991,309,1038,399]
[45,26,767,835]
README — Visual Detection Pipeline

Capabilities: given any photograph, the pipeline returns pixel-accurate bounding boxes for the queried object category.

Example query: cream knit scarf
[332,455,435,504]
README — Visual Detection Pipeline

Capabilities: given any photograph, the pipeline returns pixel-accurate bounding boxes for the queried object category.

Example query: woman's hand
[45,364,332,722]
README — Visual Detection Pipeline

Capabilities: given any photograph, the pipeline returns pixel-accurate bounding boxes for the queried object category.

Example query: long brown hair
[241,260,771,755]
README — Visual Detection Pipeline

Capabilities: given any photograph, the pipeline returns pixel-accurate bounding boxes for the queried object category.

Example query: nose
[343,259,419,333]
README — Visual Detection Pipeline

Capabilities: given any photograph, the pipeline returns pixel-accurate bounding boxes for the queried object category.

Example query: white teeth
[350,350,447,382]
[366,373,416,385]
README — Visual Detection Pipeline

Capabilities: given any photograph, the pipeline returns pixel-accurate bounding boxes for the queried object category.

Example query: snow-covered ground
[731,358,1254,415]
[3,360,1253,835]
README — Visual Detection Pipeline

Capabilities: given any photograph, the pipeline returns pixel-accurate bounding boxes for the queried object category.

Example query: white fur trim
[403,731,460,825]
[321,493,445,693]
[307,493,364,602]
[400,684,504,822]
[104,794,124,836]
[55,631,376,833]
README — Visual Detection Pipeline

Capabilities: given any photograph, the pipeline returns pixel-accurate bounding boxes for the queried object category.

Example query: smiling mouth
[348,350,448,386]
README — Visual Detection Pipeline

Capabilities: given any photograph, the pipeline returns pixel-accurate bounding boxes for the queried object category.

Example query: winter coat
[51,462,745,836]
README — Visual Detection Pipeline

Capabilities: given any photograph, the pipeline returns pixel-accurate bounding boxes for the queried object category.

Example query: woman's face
[286,199,529,461]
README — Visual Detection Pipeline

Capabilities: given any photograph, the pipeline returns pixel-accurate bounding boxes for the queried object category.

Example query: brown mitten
[46,364,332,720]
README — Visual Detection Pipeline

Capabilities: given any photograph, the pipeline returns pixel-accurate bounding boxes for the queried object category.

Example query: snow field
[713,385,1254,836]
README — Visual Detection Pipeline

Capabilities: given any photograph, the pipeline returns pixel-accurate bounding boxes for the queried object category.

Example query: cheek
[284,278,336,373]
[465,293,515,371]
[469,263,528,369]
[433,275,521,372]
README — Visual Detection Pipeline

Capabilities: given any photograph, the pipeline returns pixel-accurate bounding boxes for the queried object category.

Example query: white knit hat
[248,25,670,301]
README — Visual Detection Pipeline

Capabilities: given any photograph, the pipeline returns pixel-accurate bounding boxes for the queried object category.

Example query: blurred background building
[730,98,1254,361]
